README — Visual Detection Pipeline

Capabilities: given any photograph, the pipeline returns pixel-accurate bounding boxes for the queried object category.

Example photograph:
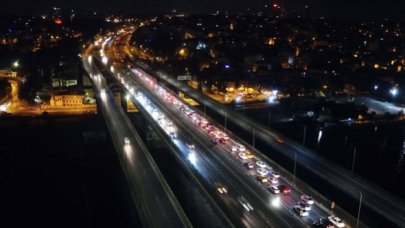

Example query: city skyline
[0,0,404,21]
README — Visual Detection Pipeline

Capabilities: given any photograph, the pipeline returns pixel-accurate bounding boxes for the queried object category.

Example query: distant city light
[87,55,93,64]
[54,18,63,25]
[390,88,398,97]
[225,64,230,69]
[102,56,108,65]
[236,96,242,103]
[374,85,379,90]
[0,102,9,112]
[12,60,19,68]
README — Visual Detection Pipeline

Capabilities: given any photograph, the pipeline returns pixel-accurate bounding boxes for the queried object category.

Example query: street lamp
[357,191,363,227]
[293,153,297,181]
[12,60,19,68]
[351,146,357,173]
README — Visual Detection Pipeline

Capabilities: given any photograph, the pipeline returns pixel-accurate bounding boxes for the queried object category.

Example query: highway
[127,53,405,226]
[82,55,192,228]
[96,33,362,226]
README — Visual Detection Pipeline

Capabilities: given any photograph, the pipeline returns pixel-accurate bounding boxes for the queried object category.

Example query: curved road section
[82,55,192,228]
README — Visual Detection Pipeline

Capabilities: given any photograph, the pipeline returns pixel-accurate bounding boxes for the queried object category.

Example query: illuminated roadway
[90,30,376,227]
[142,65,405,226]
[119,43,405,226]
[95,37,362,226]
[82,55,192,228]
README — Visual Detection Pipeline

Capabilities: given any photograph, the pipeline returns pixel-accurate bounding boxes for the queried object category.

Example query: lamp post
[351,146,357,173]
[252,127,256,148]
[268,109,271,126]
[357,191,363,227]
[293,153,297,181]
[224,113,227,131]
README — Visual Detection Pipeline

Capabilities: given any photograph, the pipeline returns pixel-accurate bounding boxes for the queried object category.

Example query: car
[297,201,311,211]
[268,185,280,194]
[246,151,254,159]
[238,197,253,212]
[244,162,254,169]
[124,137,130,145]
[268,176,278,184]
[293,206,309,217]
[169,132,177,139]
[274,137,284,144]
[228,146,237,152]
[186,143,195,150]
[237,144,246,152]
[270,171,280,178]
[328,216,345,228]
[238,152,248,160]
[313,219,334,228]
[301,195,314,204]
[256,160,267,168]
[256,167,269,176]
[257,175,268,183]
[215,182,228,194]
[278,185,291,195]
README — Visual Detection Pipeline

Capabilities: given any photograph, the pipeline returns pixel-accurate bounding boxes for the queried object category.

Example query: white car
[268,176,278,184]
[186,143,195,150]
[237,144,246,152]
[238,197,253,212]
[328,216,345,228]
[256,160,267,168]
[270,171,280,178]
[268,185,280,194]
[124,137,130,145]
[238,152,248,160]
[228,146,237,152]
[301,195,314,204]
[257,167,269,176]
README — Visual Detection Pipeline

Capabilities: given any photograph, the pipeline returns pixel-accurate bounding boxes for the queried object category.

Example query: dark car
[278,185,291,195]
[313,219,334,228]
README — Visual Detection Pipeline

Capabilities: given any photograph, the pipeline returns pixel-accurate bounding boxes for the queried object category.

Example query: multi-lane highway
[82,55,192,228]
[91,32,365,227]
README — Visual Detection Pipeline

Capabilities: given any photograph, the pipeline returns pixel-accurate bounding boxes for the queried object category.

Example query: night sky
[1,0,404,21]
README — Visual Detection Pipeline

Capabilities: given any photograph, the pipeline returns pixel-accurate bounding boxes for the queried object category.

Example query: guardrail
[132,60,405,227]
[82,57,192,228]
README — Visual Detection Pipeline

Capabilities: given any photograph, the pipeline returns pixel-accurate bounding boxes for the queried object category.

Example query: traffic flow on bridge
[84,31,365,227]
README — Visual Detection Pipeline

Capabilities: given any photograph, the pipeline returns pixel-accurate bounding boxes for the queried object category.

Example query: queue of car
[109,55,347,227]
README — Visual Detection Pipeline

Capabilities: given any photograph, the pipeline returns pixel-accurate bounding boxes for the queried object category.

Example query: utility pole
[268,109,271,126]
[357,191,362,227]
[293,153,297,181]
[351,146,357,173]
[224,113,227,131]
[252,127,256,148]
